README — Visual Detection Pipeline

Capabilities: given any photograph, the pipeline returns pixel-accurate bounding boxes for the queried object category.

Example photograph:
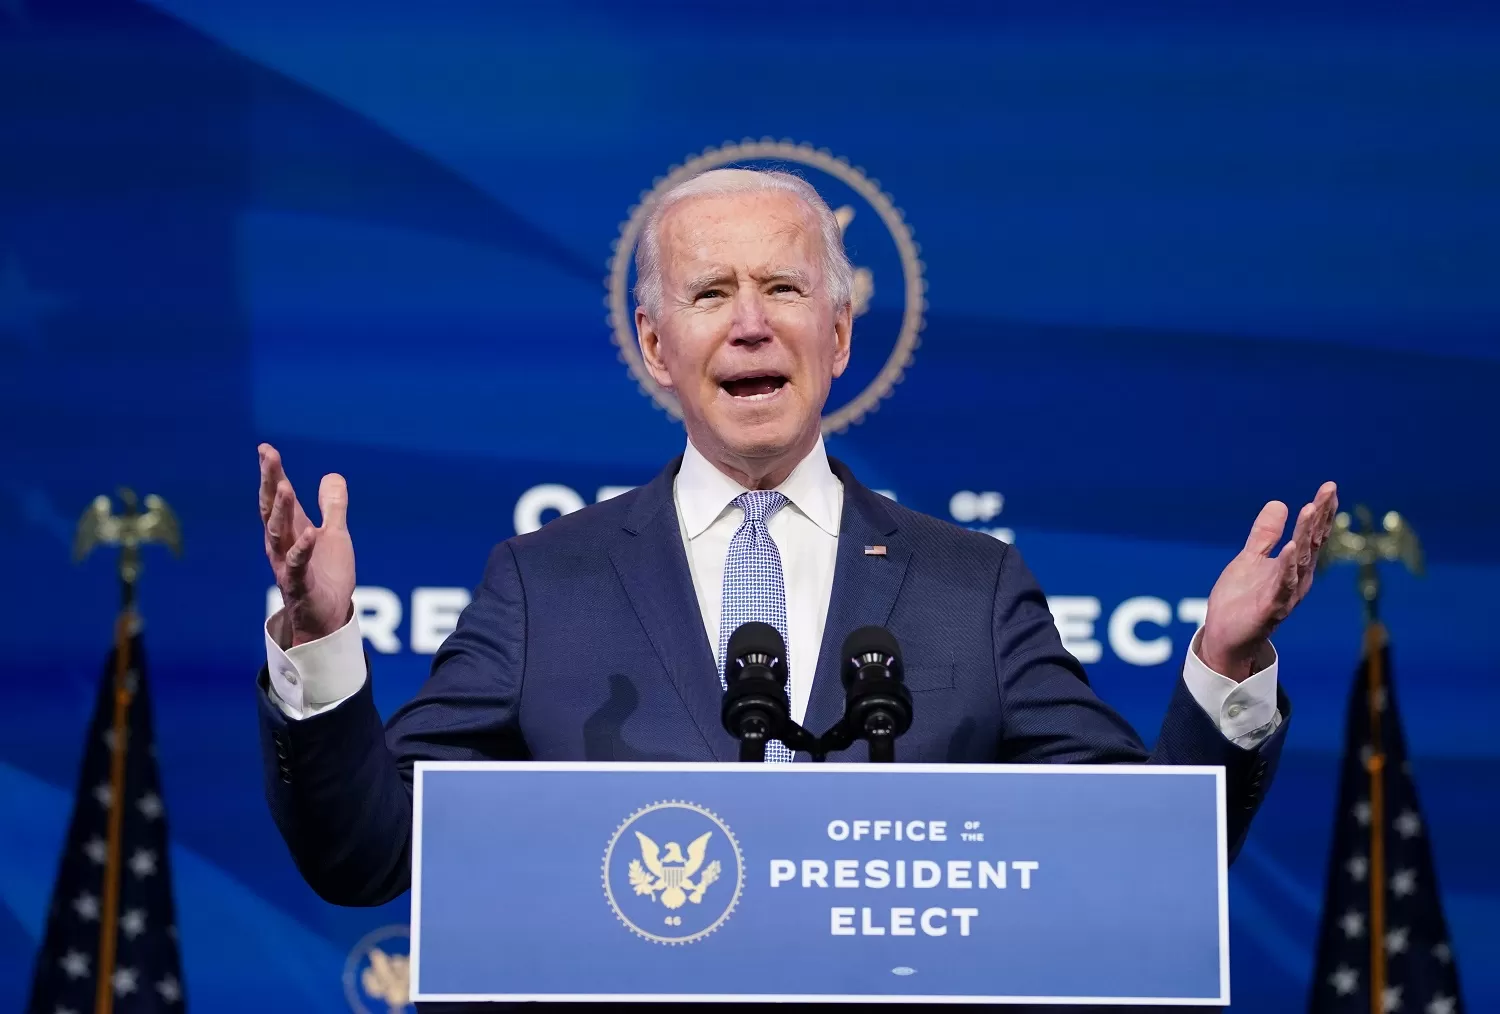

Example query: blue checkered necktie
[716,490,795,763]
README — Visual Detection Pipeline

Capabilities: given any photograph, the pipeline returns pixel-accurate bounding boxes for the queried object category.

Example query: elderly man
[256,168,1336,918]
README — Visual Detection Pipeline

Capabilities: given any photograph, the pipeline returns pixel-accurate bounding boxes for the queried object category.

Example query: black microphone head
[721,621,791,746]
[726,621,787,681]
[840,625,903,688]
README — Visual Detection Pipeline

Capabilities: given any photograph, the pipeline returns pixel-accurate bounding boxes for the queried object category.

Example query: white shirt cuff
[264,610,367,720]
[1181,628,1281,749]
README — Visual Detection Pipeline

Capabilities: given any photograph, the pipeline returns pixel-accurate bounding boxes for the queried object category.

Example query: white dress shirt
[264,437,1281,748]
[673,435,841,727]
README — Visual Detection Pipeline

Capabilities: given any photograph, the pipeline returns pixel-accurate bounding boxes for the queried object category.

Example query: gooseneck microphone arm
[721,622,914,763]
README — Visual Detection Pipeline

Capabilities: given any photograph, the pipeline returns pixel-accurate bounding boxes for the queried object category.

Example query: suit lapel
[801,460,911,745]
[608,457,735,761]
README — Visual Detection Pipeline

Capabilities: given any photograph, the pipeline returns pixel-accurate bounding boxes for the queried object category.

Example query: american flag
[26,623,186,1013]
[1309,629,1463,1014]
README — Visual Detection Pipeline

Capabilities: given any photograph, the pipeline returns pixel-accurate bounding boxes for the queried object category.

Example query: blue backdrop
[2,1,1496,1010]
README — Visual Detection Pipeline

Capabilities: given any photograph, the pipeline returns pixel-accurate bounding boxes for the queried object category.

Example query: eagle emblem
[627,830,721,909]
[342,924,414,1014]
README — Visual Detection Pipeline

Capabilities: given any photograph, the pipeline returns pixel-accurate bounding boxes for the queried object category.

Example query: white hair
[633,167,854,319]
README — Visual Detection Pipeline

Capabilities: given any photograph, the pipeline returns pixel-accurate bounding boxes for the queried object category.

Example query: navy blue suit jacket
[259,454,1289,912]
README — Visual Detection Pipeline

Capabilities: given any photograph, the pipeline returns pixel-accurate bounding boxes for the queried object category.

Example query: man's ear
[636,307,675,390]
[830,301,853,379]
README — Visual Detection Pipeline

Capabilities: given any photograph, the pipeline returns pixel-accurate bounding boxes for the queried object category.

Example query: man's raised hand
[259,443,356,647]
[1199,480,1339,681]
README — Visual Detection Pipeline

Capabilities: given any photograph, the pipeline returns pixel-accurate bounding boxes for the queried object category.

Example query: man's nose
[727,289,772,346]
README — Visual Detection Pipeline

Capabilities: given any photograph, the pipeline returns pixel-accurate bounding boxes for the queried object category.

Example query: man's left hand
[1199,481,1340,682]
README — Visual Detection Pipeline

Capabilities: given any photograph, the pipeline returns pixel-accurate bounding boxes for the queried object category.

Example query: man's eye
[697,289,726,300]
[769,283,798,295]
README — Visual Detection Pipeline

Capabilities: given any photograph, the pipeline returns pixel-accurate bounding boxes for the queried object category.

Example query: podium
[409,761,1229,1006]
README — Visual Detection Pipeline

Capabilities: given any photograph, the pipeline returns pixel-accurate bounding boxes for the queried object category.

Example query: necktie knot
[734,490,788,526]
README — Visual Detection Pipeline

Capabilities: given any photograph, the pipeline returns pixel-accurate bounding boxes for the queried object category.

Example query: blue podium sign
[410,762,1229,1006]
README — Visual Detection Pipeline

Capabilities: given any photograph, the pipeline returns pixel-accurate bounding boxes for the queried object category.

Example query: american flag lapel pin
[863,545,887,556]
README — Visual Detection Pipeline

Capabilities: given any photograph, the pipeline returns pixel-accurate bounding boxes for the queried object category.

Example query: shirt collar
[676,435,841,540]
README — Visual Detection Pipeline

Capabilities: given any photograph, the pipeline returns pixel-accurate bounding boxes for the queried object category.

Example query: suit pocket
[900,643,956,692]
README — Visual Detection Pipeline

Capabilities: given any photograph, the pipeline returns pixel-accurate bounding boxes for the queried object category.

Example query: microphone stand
[738,733,767,764]
[730,716,900,763]
[865,725,896,764]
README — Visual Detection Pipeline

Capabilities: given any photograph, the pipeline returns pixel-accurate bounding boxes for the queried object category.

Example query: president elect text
[767,819,1042,936]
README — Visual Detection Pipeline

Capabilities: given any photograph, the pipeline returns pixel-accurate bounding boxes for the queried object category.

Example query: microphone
[839,626,912,763]
[720,621,791,763]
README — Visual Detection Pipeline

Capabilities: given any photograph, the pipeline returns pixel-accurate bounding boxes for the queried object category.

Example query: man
[256,168,1335,920]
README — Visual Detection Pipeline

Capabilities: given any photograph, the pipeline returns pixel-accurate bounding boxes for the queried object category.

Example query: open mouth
[720,375,788,399]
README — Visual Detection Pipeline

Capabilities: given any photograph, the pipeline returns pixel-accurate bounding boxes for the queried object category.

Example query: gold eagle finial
[73,487,182,599]
[1316,505,1422,621]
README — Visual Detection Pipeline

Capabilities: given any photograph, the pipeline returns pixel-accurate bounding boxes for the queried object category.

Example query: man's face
[636,189,852,477]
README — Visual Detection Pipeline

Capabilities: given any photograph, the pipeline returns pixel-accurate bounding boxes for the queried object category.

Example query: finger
[266,480,297,557]
[318,473,349,531]
[1317,479,1339,528]
[1270,538,1300,619]
[1242,500,1289,557]
[1287,500,1318,567]
[283,526,317,595]
[1307,482,1339,557]
[258,443,287,523]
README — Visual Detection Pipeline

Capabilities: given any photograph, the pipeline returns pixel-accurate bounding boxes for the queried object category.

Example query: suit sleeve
[257,542,529,906]
[990,544,1290,860]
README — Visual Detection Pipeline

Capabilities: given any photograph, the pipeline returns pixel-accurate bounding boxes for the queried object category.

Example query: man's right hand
[259,443,356,648]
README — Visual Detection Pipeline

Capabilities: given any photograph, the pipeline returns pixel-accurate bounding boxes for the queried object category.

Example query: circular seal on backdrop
[602,800,744,945]
[607,139,927,435]
[343,923,415,1014]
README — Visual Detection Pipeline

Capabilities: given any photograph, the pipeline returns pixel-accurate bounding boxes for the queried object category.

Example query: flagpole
[1317,505,1423,1014]
[67,488,182,1014]
[1362,612,1386,1014]
[75,491,170,1014]
[94,600,136,1014]
[1314,506,1432,1014]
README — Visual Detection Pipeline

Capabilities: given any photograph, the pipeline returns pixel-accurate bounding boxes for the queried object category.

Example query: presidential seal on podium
[603,800,745,945]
